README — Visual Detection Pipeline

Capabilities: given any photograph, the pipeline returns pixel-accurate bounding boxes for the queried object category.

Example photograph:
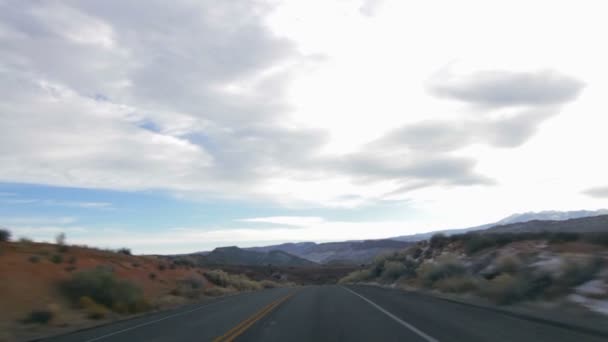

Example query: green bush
[203,270,261,291]
[117,248,131,255]
[22,310,53,324]
[203,287,235,297]
[62,268,147,314]
[558,257,602,288]
[28,255,41,263]
[418,261,467,287]
[79,296,110,319]
[50,254,63,264]
[381,261,407,282]
[479,271,554,305]
[259,280,282,288]
[434,275,478,293]
[430,233,449,249]
[338,269,372,284]
[0,229,10,242]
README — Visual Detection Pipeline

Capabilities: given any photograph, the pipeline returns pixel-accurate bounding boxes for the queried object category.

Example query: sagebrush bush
[28,255,41,263]
[22,310,53,324]
[558,257,602,288]
[203,287,235,297]
[339,269,372,284]
[79,296,110,319]
[430,233,450,249]
[260,280,282,288]
[418,260,467,287]
[494,255,522,274]
[203,270,261,291]
[381,261,407,281]
[434,275,478,293]
[479,271,553,305]
[50,254,63,264]
[117,248,131,255]
[62,268,148,314]
[0,229,10,242]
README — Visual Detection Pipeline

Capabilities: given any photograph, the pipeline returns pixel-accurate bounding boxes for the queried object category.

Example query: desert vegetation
[0,229,297,341]
[341,232,608,309]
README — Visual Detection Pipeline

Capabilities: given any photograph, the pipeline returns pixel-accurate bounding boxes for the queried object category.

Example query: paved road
[45,285,607,342]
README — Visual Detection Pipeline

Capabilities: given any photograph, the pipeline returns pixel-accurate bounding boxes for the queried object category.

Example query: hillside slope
[199,246,317,266]
[484,214,608,234]
[392,210,608,242]
[246,239,412,264]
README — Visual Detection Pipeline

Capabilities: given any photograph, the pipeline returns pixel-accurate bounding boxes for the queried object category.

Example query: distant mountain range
[483,214,608,234]
[192,209,608,266]
[246,239,412,265]
[197,246,317,267]
[391,209,608,242]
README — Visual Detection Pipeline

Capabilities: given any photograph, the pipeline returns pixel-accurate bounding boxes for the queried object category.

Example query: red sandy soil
[0,241,210,342]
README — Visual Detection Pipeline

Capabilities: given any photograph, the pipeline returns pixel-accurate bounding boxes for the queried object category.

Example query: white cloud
[239,216,326,226]
[0,0,607,244]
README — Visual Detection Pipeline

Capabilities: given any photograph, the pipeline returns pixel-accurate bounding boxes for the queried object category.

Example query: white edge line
[84,297,232,342]
[341,286,439,342]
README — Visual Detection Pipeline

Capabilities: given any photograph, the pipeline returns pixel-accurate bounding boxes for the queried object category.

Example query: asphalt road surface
[45,285,607,342]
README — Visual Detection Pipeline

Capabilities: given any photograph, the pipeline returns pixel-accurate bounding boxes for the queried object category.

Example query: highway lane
[44,288,295,342]
[44,285,607,342]
[241,285,607,342]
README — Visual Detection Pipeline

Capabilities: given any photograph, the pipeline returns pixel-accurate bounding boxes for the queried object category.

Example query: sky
[1,0,607,254]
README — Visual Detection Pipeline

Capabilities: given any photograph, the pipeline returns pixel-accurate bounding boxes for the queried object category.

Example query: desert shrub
[117,248,131,255]
[181,277,204,290]
[148,272,157,280]
[480,274,522,304]
[50,254,63,264]
[22,310,53,324]
[338,269,372,284]
[62,269,147,314]
[203,287,235,297]
[158,264,167,271]
[172,258,196,268]
[0,229,10,242]
[19,237,33,243]
[548,232,580,243]
[381,261,407,282]
[583,233,608,246]
[430,233,449,249]
[203,270,261,291]
[79,296,110,319]
[479,271,553,305]
[67,255,77,264]
[56,233,69,253]
[28,255,41,263]
[558,257,603,288]
[203,269,230,287]
[259,280,282,289]
[418,260,467,287]
[410,247,423,259]
[434,275,478,293]
[65,265,77,272]
[495,255,522,274]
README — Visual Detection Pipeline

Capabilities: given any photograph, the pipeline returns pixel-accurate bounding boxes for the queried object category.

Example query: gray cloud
[360,0,385,17]
[429,70,584,108]
[584,187,608,198]
[0,2,588,205]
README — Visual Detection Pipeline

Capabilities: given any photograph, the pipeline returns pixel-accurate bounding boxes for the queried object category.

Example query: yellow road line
[213,293,295,342]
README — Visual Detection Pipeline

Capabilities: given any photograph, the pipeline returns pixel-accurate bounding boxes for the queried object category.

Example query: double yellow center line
[213,292,296,342]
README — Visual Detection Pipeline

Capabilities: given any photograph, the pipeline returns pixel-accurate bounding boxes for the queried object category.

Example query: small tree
[56,232,68,252]
[56,232,66,245]
[0,229,10,242]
